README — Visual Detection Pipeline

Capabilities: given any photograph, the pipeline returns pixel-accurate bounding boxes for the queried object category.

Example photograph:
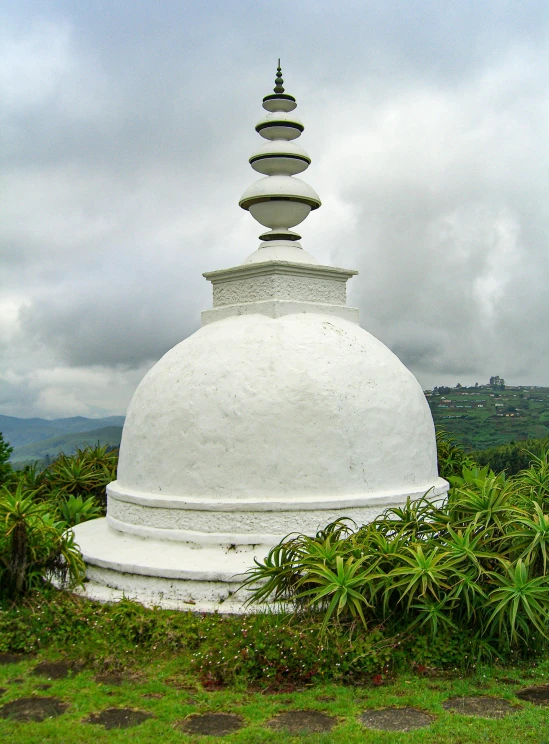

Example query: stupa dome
[111,312,443,545]
[72,63,447,611]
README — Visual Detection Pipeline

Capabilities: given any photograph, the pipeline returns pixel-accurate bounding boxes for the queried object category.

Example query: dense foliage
[0,432,13,485]
[0,442,115,599]
[243,437,549,660]
[474,437,549,476]
[0,590,517,686]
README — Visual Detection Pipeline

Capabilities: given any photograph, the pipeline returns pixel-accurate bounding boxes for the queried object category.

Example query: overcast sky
[1,0,549,419]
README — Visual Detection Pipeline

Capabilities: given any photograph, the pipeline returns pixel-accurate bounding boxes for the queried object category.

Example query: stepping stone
[0,654,25,665]
[517,684,549,706]
[442,696,516,719]
[0,696,68,722]
[267,710,337,734]
[85,708,153,730]
[178,713,244,737]
[360,707,434,731]
[32,660,81,679]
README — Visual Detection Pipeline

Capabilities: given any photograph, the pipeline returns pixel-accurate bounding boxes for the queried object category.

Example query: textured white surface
[211,274,347,307]
[107,488,447,542]
[201,299,360,326]
[72,518,260,611]
[244,242,318,265]
[116,312,442,504]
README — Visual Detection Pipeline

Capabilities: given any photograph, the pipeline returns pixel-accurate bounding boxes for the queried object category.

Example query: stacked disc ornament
[239,62,321,248]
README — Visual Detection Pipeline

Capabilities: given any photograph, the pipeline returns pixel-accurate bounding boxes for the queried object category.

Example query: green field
[426,386,549,451]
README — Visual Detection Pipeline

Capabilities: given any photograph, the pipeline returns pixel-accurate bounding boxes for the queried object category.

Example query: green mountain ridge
[10,426,123,465]
[0,414,125,448]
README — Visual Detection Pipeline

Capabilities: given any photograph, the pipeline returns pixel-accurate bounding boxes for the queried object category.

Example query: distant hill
[427,385,549,450]
[9,426,123,465]
[0,414,125,448]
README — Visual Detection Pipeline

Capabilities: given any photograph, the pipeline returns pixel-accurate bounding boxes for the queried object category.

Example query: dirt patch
[32,660,82,680]
[36,684,52,691]
[95,673,127,686]
[360,707,434,732]
[442,696,516,718]
[166,676,196,691]
[498,677,522,686]
[0,689,6,697]
[0,696,68,722]
[0,654,26,665]
[267,710,337,734]
[85,708,153,730]
[8,678,23,684]
[178,713,244,737]
[316,695,336,703]
[142,692,165,700]
[517,684,549,706]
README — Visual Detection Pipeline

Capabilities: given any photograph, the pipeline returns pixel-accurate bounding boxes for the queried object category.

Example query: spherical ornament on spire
[239,63,321,247]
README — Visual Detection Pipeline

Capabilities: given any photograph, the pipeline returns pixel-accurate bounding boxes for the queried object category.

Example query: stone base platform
[71,518,269,612]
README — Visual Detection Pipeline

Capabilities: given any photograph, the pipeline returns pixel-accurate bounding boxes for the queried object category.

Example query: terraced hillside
[426,385,549,450]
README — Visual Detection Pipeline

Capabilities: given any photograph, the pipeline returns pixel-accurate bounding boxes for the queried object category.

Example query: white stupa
[73,64,448,610]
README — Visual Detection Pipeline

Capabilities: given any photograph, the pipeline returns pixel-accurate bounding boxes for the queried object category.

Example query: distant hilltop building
[490,376,505,389]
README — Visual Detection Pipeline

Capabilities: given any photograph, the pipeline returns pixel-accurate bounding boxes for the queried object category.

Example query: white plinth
[72,518,263,612]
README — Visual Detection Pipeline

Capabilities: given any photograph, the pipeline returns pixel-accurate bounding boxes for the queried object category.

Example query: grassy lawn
[0,595,548,742]
[0,651,548,742]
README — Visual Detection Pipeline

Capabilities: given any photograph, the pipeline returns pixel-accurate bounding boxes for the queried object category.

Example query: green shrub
[0,481,85,599]
[474,437,549,476]
[242,444,549,659]
[436,429,476,480]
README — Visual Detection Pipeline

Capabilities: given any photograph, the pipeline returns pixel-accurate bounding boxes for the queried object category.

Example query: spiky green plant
[0,480,85,598]
[242,442,549,656]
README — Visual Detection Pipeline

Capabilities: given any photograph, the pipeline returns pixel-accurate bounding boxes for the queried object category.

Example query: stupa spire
[273,59,284,93]
[239,63,321,262]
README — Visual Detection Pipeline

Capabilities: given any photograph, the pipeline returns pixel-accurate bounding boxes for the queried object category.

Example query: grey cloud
[2,1,549,417]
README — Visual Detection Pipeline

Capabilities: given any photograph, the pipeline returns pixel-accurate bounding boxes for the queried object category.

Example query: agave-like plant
[448,467,518,533]
[295,554,376,632]
[515,449,549,502]
[409,595,458,637]
[0,481,85,597]
[0,481,45,594]
[241,439,549,653]
[240,538,305,606]
[484,558,549,645]
[384,544,461,611]
[505,501,549,573]
[58,493,104,527]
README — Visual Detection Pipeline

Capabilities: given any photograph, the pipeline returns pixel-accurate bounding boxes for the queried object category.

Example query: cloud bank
[1,1,549,417]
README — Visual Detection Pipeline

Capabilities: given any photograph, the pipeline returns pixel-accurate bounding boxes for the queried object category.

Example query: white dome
[116,313,441,504]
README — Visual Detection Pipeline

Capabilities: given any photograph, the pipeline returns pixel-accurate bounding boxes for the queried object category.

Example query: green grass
[0,648,548,742]
[0,592,548,742]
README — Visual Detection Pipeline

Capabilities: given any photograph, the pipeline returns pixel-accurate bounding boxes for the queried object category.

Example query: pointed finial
[274,60,284,94]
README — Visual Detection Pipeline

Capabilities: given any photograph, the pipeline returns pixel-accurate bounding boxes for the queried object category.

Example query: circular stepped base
[71,518,269,612]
